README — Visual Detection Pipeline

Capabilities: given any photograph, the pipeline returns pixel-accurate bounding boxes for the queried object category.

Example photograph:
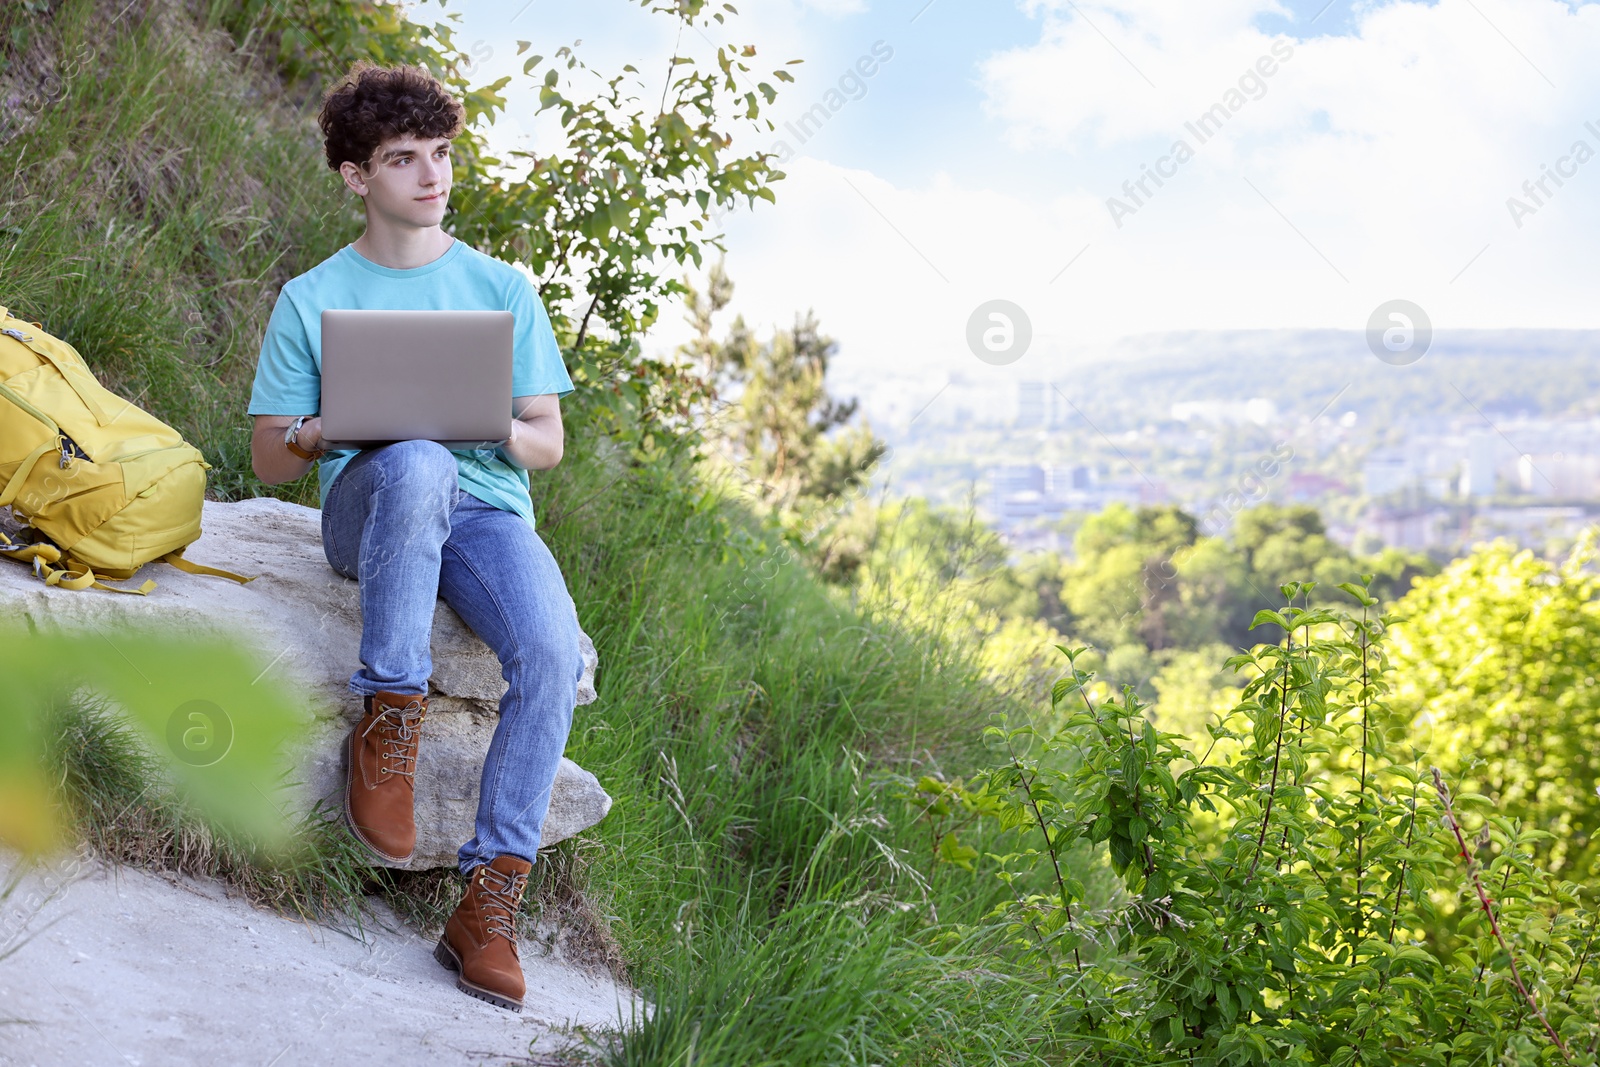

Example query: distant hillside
[1050,329,1600,429]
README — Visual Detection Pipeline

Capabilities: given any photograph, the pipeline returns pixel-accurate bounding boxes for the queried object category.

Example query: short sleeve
[247,290,321,415]
[508,275,574,399]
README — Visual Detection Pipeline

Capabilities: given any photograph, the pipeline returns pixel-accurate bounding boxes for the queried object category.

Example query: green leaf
[937,831,979,871]
[1250,609,1289,631]
[1216,982,1235,1023]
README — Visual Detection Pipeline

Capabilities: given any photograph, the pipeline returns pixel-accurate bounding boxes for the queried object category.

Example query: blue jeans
[320,439,582,875]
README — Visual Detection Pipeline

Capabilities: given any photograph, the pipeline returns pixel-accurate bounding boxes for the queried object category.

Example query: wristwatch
[284,415,326,461]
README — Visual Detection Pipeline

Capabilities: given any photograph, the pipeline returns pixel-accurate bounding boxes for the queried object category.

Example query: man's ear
[338,159,372,198]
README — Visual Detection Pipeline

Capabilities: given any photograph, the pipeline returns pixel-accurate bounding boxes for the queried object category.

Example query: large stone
[0,497,610,869]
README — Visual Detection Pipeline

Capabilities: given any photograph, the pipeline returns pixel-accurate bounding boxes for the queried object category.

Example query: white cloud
[982,0,1293,148]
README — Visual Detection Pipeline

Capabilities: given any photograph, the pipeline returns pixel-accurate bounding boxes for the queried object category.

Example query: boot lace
[362,697,426,780]
[476,866,529,944]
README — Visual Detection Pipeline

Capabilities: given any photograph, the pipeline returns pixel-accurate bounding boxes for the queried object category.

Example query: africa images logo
[1105,38,1296,228]
[166,699,235,768]
[1503,119,1600,230]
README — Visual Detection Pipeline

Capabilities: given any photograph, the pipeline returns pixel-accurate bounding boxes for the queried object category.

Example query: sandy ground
[0,853,637,1066]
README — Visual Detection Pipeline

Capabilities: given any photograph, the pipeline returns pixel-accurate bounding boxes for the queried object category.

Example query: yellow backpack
[0,305,254,594]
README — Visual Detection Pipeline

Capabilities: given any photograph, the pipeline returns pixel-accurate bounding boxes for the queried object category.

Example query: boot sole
[433,937,524,1013]
[340,725,415,865]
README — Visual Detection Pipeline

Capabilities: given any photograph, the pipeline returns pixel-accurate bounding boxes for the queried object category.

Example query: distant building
[1362,450,1413,497]
[1169,397,1278,426]
[1047,465,1092,493]
[1471,505,1598,549]
[1015,381,1047,427]
[1286,471,1348,501]
[1358,506,1453,551]
[988,464,1050,526]
[991,464,1046,497]
[1518,453,1600,498]
[1460,432,1497,498]
[1138,482,1171,505]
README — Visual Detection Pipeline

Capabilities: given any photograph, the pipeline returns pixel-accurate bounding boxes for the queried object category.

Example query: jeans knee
[374,440,457,508]
[384,438,456,476]
[505,626,583,697]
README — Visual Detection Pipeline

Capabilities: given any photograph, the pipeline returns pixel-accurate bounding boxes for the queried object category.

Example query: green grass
[525,450,1084,1063]
[5,3,1090,1062]
[1,0,350,507]
[40,688,378,924]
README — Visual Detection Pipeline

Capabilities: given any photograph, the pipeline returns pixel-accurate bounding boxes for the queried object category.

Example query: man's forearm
[502,415,563,470]
[252,418,320,486]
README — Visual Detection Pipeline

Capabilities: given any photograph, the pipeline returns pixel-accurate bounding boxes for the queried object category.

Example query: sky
[431,0,1600,383]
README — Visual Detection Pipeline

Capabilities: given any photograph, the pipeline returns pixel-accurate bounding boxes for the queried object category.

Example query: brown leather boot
[342,689,427,863]
[433,854,532,1012]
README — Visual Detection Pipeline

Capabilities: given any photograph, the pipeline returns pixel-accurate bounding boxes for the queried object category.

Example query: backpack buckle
[1,327,33,343]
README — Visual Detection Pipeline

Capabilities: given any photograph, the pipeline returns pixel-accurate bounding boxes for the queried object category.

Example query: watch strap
[286,436,324,460]
[285,416,325,460]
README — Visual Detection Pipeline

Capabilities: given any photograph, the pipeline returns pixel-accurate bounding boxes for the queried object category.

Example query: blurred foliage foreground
[0,620,306,859]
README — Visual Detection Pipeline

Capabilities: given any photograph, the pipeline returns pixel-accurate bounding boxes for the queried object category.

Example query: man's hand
[301,417,325,452]
[501,394,563,471]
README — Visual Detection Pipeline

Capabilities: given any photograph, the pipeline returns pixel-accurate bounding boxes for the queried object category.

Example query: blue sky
[439,1,1046,191]
[432,0,1600,380]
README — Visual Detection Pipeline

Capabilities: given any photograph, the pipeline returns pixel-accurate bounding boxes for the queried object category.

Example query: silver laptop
[319,309,514,450]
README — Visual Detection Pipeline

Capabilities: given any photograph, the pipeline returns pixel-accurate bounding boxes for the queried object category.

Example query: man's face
[340,134,453,227]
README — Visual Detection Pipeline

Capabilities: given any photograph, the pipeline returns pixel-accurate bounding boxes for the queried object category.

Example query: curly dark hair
[317,61,465,172]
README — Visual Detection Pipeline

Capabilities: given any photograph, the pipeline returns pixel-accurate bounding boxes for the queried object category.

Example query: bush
[924,580,1600,1065]
[1388,534,1600,878]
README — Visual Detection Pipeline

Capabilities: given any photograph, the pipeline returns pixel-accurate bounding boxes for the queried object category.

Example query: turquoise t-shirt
[246,238,574,530]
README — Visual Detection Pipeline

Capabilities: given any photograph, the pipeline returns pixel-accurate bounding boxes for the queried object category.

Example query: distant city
[840,343,1600,560]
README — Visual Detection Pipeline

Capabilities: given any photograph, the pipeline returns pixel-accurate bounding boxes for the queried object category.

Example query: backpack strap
[0,534,157,594]
[0,436,59,508]
[0,535,252,593]
[57,556,158,594]
[159,547,254,585]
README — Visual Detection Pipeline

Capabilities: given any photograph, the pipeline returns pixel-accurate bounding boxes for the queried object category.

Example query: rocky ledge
[0,497,610,869]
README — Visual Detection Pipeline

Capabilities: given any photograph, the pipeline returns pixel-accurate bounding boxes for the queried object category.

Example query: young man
[246,61,584,1013]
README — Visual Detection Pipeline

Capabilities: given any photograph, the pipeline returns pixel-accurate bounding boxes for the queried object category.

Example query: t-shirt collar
[341,236,462,278]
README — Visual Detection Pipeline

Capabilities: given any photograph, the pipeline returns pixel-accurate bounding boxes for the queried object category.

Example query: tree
[1232,503,1328,571]
[1064,504,1238,655]
[683,260,885,511]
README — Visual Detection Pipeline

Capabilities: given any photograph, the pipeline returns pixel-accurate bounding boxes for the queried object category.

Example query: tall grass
[527,448,1082,1063]
[4,2,1086,1062]
[39,688,378,923]
[1,0,352,506]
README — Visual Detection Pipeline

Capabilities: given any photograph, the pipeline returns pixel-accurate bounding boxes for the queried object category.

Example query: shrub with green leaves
[1388,533,1600,879]
[919,580,1600,1065]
